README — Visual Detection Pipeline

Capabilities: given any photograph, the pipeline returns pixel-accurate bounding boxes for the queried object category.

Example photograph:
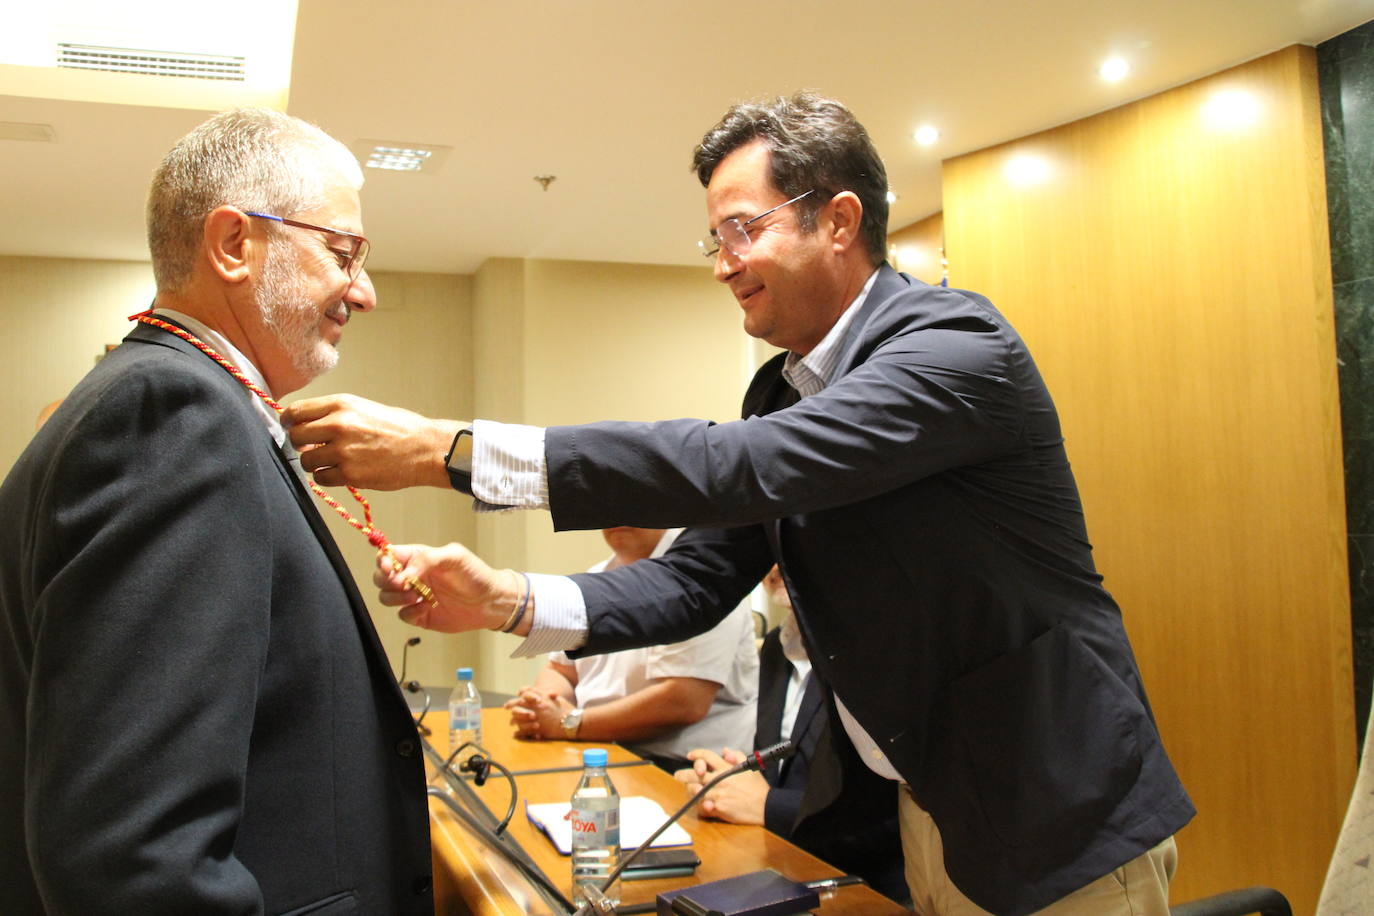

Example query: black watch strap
[444,427,474,493]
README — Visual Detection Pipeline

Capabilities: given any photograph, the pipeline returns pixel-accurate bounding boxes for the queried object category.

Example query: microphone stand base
[573,885,619,915]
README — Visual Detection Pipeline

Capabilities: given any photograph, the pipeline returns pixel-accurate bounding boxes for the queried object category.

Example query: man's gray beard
[256,239,339,382]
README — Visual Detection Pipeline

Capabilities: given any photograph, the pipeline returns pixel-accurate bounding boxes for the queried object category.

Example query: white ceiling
[1,0,1370,275]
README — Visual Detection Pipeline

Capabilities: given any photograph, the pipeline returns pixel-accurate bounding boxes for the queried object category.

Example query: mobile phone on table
[623,847,700,880]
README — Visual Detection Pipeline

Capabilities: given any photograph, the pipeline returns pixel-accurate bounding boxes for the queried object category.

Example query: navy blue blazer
[0,323,433,914]
[552,265,1194,915]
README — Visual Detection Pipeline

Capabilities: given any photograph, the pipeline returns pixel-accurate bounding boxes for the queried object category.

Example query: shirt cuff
[470,419,550,511]
[506,573,588,658]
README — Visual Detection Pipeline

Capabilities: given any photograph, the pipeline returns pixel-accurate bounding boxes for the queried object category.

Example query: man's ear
[202,205,255,284]
[825,191,864,255]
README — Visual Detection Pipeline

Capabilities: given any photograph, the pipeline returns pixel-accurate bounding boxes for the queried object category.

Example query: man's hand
[374,543,527,634]
[283,394,464,490]
[504,687,573,740]
[674,748,769,826]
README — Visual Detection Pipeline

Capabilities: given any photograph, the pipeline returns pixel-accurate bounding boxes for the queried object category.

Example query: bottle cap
[582,748,609,767]
[457,667,473,680]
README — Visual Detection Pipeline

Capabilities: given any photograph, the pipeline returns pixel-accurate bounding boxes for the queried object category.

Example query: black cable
[423,738,576,914]
[458,753,518,835]
[441,739,484,774]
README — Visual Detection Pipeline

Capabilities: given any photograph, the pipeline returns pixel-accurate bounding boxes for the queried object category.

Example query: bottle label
[570,806,619,844]
[450,704,480,731]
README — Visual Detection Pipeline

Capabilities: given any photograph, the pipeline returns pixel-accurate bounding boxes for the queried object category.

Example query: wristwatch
[444,427,474,493]
[560,707,584,739]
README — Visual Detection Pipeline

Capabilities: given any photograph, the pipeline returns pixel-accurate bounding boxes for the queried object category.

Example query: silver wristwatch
[560,707,584,739]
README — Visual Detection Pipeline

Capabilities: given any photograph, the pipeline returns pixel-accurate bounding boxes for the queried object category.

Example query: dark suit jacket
[0,322,433,914]
[550,265,1195,915]
[755,628,906,904]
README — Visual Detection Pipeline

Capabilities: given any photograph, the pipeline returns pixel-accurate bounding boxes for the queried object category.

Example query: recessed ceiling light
[886,190,898,204]
[367,146,431,171]
[355,140,452,174]
[913,125,940,146]
[1099,57,1130,82]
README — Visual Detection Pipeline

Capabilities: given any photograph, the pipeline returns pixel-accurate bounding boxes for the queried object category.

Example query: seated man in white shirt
[504,527,759,771]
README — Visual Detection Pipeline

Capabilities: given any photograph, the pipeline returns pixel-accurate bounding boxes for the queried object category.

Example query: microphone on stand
[572,741,796,916]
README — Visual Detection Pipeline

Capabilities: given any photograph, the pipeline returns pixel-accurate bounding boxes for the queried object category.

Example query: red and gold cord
[133,313,436,605]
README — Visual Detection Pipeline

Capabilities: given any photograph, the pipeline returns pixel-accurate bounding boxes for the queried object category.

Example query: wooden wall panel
[888,210,945,285]
[943,45,1352,912]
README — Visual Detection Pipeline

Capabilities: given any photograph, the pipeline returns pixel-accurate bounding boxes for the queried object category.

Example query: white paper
[525,796,693,855]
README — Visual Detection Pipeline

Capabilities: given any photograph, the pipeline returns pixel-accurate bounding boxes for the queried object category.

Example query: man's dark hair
[692,91,889,266]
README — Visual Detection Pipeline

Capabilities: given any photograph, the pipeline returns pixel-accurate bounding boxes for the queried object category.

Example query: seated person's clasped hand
[504,686,574,740]
[673,748,769,826]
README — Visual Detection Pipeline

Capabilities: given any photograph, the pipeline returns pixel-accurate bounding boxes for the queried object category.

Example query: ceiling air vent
[56,43,246,82]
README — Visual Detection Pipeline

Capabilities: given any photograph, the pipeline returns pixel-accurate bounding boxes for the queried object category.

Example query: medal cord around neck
[132,312,437,606]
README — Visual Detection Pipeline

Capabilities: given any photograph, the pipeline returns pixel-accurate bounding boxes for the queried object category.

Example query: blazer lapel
[831,263,909,378]
[266,442,416,710]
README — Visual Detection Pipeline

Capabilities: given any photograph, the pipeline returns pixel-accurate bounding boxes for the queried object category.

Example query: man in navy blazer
[289,92,1193,915]
[0,110,433,914]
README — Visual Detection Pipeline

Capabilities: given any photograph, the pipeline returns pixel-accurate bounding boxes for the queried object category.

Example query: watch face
[446,428,474,471]
[445,428,474,492]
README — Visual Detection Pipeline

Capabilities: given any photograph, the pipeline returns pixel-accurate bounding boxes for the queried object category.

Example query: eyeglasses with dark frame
[244,211,370,284]
[697,189,816,260]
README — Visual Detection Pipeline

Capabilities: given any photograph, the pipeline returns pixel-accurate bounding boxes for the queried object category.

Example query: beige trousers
[898,790,1178,915]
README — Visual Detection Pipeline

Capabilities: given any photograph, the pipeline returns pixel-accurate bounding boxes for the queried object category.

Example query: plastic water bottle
[448,667,482,761]
[570,747,620,906]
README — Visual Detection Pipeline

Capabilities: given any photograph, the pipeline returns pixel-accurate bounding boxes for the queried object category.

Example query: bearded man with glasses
[0,108,433,914]
[288,92,1194,916]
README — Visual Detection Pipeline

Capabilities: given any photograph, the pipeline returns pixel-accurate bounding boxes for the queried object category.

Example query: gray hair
[146,108,363,292]
[692,92,889,266]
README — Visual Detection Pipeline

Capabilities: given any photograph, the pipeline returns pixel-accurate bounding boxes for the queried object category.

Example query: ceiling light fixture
[886,190,898,204]
[355,140,452,174]
[913,125,940,146]
[1098,57,1130,83]
[366,146,432,171]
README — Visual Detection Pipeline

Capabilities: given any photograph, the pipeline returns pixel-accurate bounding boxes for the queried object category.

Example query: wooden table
[427,708,905,915]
